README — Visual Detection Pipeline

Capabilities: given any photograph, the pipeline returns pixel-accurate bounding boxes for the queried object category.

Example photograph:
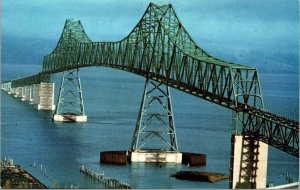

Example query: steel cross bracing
[242,109,299,156]
[55,68,86,116]
[131,78,178,151]
[4,3,299,157]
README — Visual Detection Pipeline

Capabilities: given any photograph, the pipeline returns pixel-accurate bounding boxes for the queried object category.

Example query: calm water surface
[1,65,299,188]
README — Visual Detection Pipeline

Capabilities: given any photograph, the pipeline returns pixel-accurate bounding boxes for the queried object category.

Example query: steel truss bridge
[4,4,299,157]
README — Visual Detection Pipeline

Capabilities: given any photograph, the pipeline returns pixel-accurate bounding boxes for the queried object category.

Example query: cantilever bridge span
[2,3,299,189]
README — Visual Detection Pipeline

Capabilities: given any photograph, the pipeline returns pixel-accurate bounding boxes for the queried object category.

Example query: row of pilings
[1,82,55,111]
[79,165,132,189]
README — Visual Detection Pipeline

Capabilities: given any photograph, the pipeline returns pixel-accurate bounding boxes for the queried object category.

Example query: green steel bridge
[2,3,298,188]
[2,1,298,164]
[4,3,299,158]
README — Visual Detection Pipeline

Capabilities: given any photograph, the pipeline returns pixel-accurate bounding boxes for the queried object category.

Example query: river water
[1,65,299,188]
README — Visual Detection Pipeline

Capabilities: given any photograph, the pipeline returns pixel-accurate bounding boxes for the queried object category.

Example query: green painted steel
[3,3,299,157]
[41,4,264,111]
[11,73,51,88]
[131,79,178,151]
[55,69,86,116]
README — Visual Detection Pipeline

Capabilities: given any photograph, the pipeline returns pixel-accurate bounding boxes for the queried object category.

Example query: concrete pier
[23,86,31,101]
[53,68,86,122]
[230,135,268,189]
[130,150,182,163]
[29,85,33,103]
[13,87,19,97]
[53,114,87,122]
[17,87,23,98]
[6,83,55,111]
[21,86,26,100]
[100,150,206,165]
[1,82,12,91]
[37,82,55,110]
[32,84,40,105]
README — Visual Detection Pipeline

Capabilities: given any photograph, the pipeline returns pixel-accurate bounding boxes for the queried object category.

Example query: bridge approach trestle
[1,3,298,189]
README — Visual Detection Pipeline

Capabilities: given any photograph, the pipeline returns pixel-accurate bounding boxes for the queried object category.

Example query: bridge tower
[130,78,182,163]
[53,68,87,122]
[229,69,268,189]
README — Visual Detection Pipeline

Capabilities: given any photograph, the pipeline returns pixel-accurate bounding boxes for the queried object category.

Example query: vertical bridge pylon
[130,78,182,163]
[53,68,87,122]
[1,3,298,189]
[229,68,268,189]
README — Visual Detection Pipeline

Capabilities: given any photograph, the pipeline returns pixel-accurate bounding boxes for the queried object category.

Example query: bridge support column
[53,68,87,122]
[12,88,15,96]
[10,88,15,96]
[32,84,40,105]
[16,87,23,98]
[1,82,12,93]
[23,86,31,101]
[10,88,15,95]
[229,68,268,189]
[21,86,26,100]
[130,78,181,163]
[29,85,34,103]
[229,135,268,189]
[37,82,56,110]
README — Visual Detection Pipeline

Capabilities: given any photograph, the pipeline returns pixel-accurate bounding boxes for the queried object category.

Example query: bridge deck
[2,3,299,157]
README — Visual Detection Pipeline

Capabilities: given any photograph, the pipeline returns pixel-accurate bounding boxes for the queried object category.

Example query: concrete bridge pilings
[1,82,55,111]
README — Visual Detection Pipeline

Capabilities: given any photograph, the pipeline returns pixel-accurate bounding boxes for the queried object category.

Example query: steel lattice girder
[4,3,299,156]
[11,73,51,88]
[131,78,178,151]
[55,69,85,115]
[239,135,260,188]
[241,110,299,157]
[41,4,262,110]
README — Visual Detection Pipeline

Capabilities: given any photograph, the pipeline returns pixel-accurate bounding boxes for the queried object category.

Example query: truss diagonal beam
[131,78,178,151]
[3,3,298,156]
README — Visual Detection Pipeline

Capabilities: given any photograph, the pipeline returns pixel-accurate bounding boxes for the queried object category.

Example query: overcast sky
[2,0,299,73]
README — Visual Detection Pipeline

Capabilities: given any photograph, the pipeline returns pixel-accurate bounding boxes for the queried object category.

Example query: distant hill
[201,43,299,74]
[1,34,298,74]
[1,35,57,65]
